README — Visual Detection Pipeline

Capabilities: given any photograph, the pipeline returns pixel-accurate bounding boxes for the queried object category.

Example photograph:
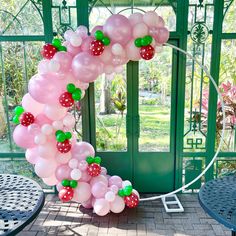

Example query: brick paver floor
[17,194,232,236]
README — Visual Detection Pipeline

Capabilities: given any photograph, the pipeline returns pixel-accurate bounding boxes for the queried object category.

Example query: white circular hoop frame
[140,42,226,202]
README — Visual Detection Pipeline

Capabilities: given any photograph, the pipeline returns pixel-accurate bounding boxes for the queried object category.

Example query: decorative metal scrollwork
[190,22,209,44]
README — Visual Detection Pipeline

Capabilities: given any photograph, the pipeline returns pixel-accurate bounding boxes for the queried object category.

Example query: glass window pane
[95,67,127,152]
[138,46,172,152]
[223,1,236,33]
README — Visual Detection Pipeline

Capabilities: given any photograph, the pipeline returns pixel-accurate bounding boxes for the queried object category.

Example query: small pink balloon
[81,196,93,209]
[90,25,103,35]
[104,14,132,45]
[56,152,72,164]
[128,12,144,26]
[44,105,67,121]
[22,93,44,116]
[90,175,108,186]
[64,42,82,56]
[76,26,88,39]
[91,182,108,198]
[93,198,110,216]
[43,174,58,186]
[13,125,36,149]
[35,158,58,178]
[108,176,122,188]
[156,27,169,44]
[133,22,149,38]
[35,114,52,126]
[125,40,141,61]
[100,47,112,63]
[101,167,107,175]
[71,142,95,161]
[25,147,40,164]
[72,52,103,83]
[64,30,74,41]
[78,160,88,171]
[110,185,118,194]
[80,36,94,52]
[110,196,125,213]
[157,16,165,27]
[53,52,72,72]
[72,182,91,203]
[149,26,159,40]
[80,171,92,182]
[55,164,72,181]
[75,80,89,90]
[27,123,40,135]
[105,191,116,202]
[56,182,63,192]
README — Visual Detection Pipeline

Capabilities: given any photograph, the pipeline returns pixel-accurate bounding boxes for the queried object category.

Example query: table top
[0,174,45,236]
[198,175,236,232]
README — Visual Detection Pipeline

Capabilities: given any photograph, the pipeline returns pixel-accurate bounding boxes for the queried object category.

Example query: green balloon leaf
[123,185,133,196]
[94,30,104,41]
[65,132,72,139]
[134,38,142,48]
[52,38,62,48]
[86,156,94,164]
[61,179,70,187]
[72,88,82,101]
[102,37,110,46]
[14,106,24,116]
[70,180,78,188]
[55,130,63,136]
[142,35,153,46]
[67,83,76,93]
[118,189,125,197]
[13,115,20,124]
[56,132,66,142]
[94,156,101,164]
[58,45,67,52]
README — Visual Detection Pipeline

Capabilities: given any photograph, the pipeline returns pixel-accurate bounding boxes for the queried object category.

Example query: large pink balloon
[71,142,95,161]
[38,143,57,159]
[72,52,103,83]
[53,52,72,72]
[133,22,149,38]
[108,176,122,188]
[143,11,159,27]
[80,171,92,182]
[25,147,40,164]
[55,164,72,181]
[110,196,125,213]
[104,14,132,45]
[44,105,67,121]
[72,182,91,203]
[35,158,57,178]
[91,182,108,198]
[28,74,65,105]
[81,197,93,209]
[125,40,141,61]
[93,198,110,216]
[13,125,36,149]
[90,175,108,186]
[34,114,52,126]
[80,36,94,52]
[43,174,58,186]
[22,93,44,116]
[128,13,144,26]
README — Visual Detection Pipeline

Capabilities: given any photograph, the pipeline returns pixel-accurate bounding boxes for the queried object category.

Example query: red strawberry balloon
[124,193,139,208]
[41,43,57,59]
[87,163,101,177]
[59,186,74,202]
[140,45,155,60]
[19,112,35,127]
[57,139,72,153]
[59,92,74,107]
[90,40,105,56]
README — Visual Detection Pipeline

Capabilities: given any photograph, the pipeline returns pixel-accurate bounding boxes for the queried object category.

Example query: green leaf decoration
[65,132,72,139]
[67,83,76,94]
[57,45,67,52]
[56,132,66,142]
[94,30,104,41]
[102,37,110,46]
[118,189,125,197]
[72,88,82,101]
[70,180,78,188]
[86,156,94,164]
[14,106,24,116]
[134,38,142,48]
[94,156,101,164]
[123,185,133,196]
[55,130,63,136]
[141,35,152,46]
[52,38,62,49]
[12,115,20,124]
[61,179,70,187]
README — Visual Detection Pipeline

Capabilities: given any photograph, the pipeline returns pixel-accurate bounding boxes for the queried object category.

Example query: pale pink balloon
[27,123,40,136]
[80,171,92,182]
[81,36,94,52]
[128,12,144,26]
[44,105,67,121]
[56,152,72,164]
[81,196,93,209]
[35,158,57,178]
[91,182,108,198]
[100,47,112,63]
[22,93,44,116]
[64,30,74,41]
[52,120,64,130]
[76,26,88,39]
[157,16,165,27]
[125,40,141,61]
[43,174,58,186]
[25,147,39,164]
[71,142,95,161]
[104,14,132,45]
[65,42,82,56]
[112,56,128,66]
[108,176,122,188]
[105,191,116,202]
[104,64,114,74]
[133,22,149,38]
[90,175,108,186]
[143,11,159,27]
[63,113,75,128]
[90,25,103,35]
[28,74,64,105]
[78,160,88,171]
[110,196,125,213]
[72,182,91,203]
[53,52,73,72]
[68,158,78,169]
[149,27,159,40]
[38,60,49,74]
[110,185,118,194]
[55,164,72,181]
[38,142,57,159]
[13,125,36,149]
[56,182,63,192]
[93,198,110,216]
[101,167,107,175]
[75,80,89,90]
[35,114,52,126]
[132,189,140,199]
[156,27,169,44]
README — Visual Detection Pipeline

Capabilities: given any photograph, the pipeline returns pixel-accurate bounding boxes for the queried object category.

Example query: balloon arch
[12,11,225,216]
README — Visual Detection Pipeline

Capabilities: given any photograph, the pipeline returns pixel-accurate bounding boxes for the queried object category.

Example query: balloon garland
[12,11,169,216]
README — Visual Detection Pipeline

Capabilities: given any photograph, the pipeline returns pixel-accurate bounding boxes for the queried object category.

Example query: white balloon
[122,180,132,188]
[48,60,60,72]
[110,196,125,213]
[70,169,82,180]
[41,124,53,135]
[34,133,46,145]
[111,43,124,56]
[63,114,75,128]
[70,34,82,47]
[68,158,78,169]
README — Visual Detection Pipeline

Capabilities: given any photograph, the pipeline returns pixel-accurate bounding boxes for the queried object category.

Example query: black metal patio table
[198,175,236,236]
[0,174,45,235]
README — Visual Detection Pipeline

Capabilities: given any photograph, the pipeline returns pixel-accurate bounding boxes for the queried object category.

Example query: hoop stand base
[161,194,184,213]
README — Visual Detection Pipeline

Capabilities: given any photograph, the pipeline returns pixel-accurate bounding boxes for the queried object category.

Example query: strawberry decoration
[86,156,102,177]
[90,30,110,56]
[58,186,74,202]
[134,35,155,60]
[41,38,67,60]
[59,83,82,108]
[124,193,139,208]
[55,130,72,153]
[12,106,35,127]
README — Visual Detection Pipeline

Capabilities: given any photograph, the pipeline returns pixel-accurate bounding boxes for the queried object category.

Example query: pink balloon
[157,16,165,27]
[78,160,88,171]
[128,13,144,26]
[25,147,39,164]
[44,105,67,121]
[143,11,159,27]
[38,142,57,159]
[80,171,92,182]
[81,36,94,52]
[43,174,58,186]
[133,23,149,38]
[91,182,108,198]
[55,164,72,181]
[38,60,49,74]
[156,27,169,44]
[35,158,57,178]
[13,125,36,149]
[34,114,52,126]
[28,74,65,105]
[104,14,132,45]
[90,175,108,186]
[72,52,103,83]
[53,52,72,72]
[72,182,91,203]
[75,80,89,90]
[76,26,88,39]
[56,182,63,192]
[71,142,95,161]
[125,40,141,61]
[100,47,112,63]
[81,197,93,209]
[90,25,103,35]
[108,176,122,188]
[56,152,72,164]
[110,196,125,213]
[22,93,44,116]
[64,42,82,56]
[93,198,110,216]
[110,185,118,194]
[149,27,159,40]
[27,123,40,136]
